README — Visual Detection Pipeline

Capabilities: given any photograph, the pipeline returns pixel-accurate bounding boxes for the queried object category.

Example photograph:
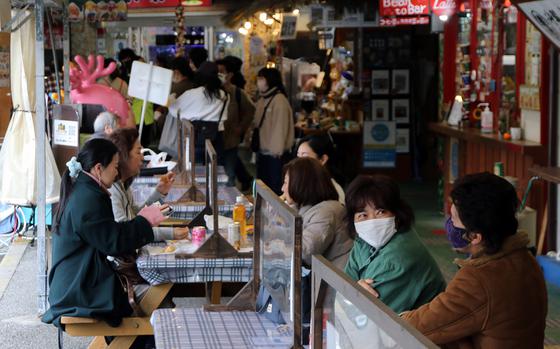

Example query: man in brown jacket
[217,57,255,189]
[402,172,547,349]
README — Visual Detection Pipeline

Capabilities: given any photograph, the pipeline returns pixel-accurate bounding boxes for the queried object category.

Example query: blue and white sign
[363,121,396,168]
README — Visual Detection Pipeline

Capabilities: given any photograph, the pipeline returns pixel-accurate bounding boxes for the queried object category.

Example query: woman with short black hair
[403,172,547,348]
[281,157,353,269]
[344,174,445,314]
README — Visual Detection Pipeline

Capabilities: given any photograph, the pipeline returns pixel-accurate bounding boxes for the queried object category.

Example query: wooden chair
[60,283,172,349]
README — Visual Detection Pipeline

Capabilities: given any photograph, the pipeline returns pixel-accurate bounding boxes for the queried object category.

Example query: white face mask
[257,79,268,93]
[218,73,227,84]
[354,217,397,250]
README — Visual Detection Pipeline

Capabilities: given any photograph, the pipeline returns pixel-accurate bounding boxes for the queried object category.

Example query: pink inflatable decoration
[69,55,130,125]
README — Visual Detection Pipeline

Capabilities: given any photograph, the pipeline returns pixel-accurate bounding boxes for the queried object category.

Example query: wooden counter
[428,122,547,233]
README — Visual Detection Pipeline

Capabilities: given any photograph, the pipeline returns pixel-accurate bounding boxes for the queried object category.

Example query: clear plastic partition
[312,255,438,349]
[254,180,302,347]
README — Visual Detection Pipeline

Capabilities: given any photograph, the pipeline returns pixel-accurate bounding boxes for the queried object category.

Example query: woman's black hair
[188,47,208,69]
[194,62,223,101]
[104,58,120,81]
[257,67,287,95]
[297,134,345,186]
[52,138,118,234]
[450,172,519,254]
[216,56,246,89]
[345,175,414,238]
[171,56,194,80]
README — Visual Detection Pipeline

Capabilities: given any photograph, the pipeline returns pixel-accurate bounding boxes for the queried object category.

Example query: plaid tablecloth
[137,245,253,285]
[152,308,293,349]
[131,184,252,220]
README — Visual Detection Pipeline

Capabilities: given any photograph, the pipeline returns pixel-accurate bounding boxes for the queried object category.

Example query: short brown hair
[108,127,139,183]
[283,157,338,207]
[345,175,414,238]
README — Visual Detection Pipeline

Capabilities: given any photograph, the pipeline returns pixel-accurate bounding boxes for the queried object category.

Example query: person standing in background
[217,57,255,190]
[253,68,294,194]
[187,47,208,72]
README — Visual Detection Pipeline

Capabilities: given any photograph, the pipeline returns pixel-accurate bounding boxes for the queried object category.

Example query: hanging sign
[379,0,430,17]
[68,1,128,22]
[518,0,560,50]
[431,0,457,17]
[379,16,430,26]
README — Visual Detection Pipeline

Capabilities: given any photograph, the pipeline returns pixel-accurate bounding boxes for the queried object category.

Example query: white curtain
[0,11,60,205]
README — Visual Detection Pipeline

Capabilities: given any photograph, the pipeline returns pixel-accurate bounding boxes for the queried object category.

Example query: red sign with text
[379,16,430,26]
[126,0,212,8]
[379,0,430,17]
[431,0,457,16]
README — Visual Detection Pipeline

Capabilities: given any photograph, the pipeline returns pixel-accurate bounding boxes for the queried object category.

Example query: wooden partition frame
[311,255,438,349]
[205,180,303,348]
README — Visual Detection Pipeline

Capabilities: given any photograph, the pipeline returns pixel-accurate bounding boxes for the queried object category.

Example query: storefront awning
[514,0,560,50]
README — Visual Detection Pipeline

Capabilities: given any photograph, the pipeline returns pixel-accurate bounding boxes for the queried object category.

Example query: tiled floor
[402,181,560,345]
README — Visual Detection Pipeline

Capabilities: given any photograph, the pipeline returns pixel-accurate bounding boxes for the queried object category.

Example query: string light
[244,21,252,30]
[292,8,300,15]
[259,12,267,22]
[439,14,449,22]
[238,27,249,35]
[264,18,274,26]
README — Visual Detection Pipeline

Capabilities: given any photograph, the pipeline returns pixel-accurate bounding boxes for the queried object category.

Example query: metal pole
[62,0,70,104]
[45,7,61,104]
[34,0,48,315]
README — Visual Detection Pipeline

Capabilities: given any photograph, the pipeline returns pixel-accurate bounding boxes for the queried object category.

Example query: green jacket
[42,174,154,328]
[344,229,446,314]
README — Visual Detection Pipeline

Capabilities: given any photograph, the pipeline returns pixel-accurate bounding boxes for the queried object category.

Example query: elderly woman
[91,111,118,139]
[108,128,188,241]
[344,175,445,314]
[281,157,353,269]
[402,172,547,348]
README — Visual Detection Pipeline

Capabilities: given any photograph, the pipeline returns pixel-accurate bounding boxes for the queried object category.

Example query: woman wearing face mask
[296,134,345,203]
[168,61,229,163]
[344,175,446,314]
[402,173,547,349]
[108,128,189,241]
[42,139,165,329]
[253,67,294,194]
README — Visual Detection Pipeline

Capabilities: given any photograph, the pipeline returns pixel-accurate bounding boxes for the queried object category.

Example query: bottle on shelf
[233,196,247,244]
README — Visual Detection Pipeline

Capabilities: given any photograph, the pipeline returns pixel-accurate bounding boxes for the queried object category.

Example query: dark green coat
[345,229,446,314]
[42,174,154,328]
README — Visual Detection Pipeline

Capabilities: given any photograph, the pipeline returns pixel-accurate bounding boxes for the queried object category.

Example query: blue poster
[362,121,396,168]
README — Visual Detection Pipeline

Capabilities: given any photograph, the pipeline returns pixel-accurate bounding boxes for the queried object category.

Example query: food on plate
[164,244,176,253]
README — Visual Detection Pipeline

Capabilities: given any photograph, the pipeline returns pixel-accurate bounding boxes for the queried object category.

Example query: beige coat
[299,200,354,270]
[402,232,547,349]
[253,92,294,156]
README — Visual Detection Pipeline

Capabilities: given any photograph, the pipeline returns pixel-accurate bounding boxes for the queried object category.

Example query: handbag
[192,94,228,145]
[112,254,146,316]
[250,93,277,153]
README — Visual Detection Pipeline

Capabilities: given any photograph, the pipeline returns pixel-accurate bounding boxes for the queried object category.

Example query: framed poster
[392,99,410,124]
[396,128,410,153]
[363,121,396,168]
[371,70,390,95]
[371,99,390,120]
[392,69,410,94]
[280,15,298,40]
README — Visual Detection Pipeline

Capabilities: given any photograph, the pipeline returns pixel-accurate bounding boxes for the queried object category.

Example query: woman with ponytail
[42,138,166,329]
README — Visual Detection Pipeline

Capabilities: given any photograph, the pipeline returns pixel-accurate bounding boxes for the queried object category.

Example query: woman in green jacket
[344,175,446,314]
[42,139,165,328]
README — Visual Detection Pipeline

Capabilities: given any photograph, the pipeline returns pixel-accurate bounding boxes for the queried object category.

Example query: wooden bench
[60,283,172,349]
